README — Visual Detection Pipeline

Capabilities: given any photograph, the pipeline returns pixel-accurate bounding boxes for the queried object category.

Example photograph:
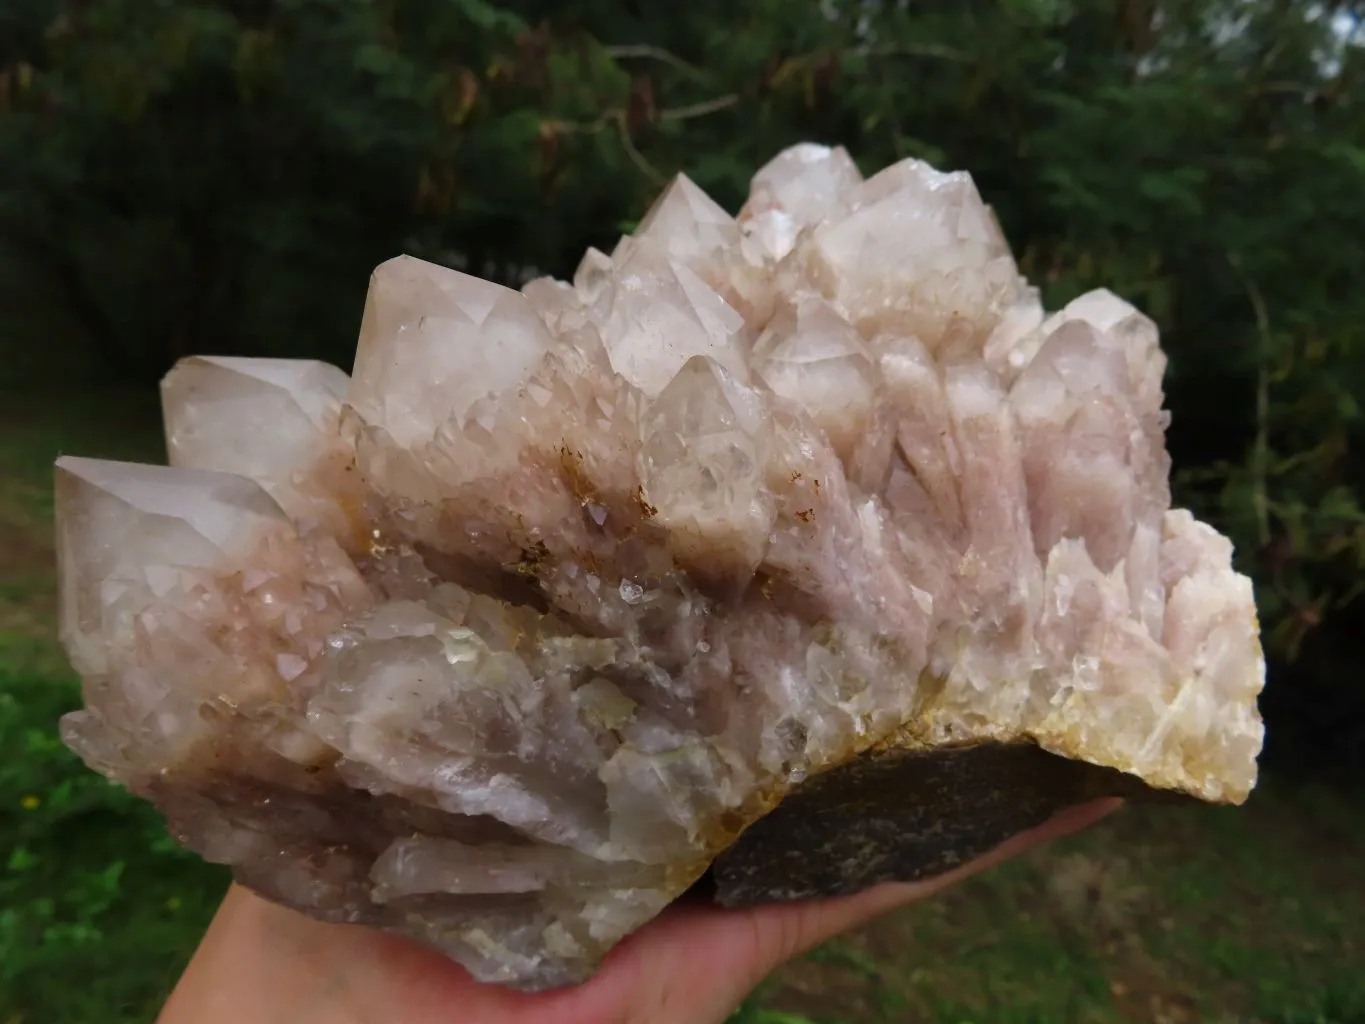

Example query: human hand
[158,798,1120,1024]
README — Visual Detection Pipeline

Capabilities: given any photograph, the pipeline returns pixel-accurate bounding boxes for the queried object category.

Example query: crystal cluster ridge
[55,142,1264,990]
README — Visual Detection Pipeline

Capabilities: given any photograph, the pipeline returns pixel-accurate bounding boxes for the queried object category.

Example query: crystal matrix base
[710,741,1183,907]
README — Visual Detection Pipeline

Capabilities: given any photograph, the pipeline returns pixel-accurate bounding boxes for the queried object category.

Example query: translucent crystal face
[54,145,1264,991]
[349,256,556,447]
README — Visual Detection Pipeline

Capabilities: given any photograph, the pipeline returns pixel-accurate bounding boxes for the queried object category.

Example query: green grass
[745,786,1365,1024]
[0,394,229,1023]
[2,393,1363,1023]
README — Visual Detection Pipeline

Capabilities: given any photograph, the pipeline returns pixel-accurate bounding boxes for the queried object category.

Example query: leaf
[1326,142,1365,179]
[1137,171,1204,217]
[448,0,527,34]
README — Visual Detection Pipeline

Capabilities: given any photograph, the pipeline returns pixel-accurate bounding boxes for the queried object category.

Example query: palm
[159,800,1119,1024]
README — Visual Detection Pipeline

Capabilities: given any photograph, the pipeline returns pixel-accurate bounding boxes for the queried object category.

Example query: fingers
[159,798,1122,1024]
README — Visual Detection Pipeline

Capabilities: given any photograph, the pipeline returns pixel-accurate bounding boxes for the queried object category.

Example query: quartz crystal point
[55,143,1264,991]
[740,142,863,261]
[161,356,363,543]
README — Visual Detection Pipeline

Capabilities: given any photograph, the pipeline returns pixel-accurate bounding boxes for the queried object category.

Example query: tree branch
[602,45,711,82]
[542,92,737,185]
[657,94,738,121]
[855,42,972,62]
[1228,249,1274,548]
[613,112,666,186]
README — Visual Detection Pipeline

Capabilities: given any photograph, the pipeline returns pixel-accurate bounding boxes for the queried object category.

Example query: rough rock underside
[55,143,1264,991]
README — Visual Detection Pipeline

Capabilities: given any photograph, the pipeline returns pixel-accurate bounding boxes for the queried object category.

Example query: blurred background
[0,1,1362,1021]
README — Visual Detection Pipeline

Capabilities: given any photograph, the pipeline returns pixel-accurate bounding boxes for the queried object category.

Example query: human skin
[158,798,1121,1024]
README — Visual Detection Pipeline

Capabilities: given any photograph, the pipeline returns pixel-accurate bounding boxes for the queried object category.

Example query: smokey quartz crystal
[55,143,1264,990]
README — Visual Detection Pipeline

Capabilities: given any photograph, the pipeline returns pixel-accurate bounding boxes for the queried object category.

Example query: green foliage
[1265,986,1365,1024]
[736,787,1365,1024]
[0,652,226,1020]
[728,1001,825,1024]
[2,0,1362,656]
[0,405,225,1021]
[1,0,1365,1019]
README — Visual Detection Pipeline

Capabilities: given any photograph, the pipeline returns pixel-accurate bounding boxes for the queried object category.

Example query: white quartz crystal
[741,142,863,261]
[349,256,555,447]
[588,237,750,396]
[55,143,1264,992]
[161,356,361,540]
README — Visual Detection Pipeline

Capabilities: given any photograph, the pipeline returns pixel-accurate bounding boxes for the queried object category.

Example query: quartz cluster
[55,143,1264,990]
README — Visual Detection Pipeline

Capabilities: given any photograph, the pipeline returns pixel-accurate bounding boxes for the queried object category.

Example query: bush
[3,0,1362,671]
[1,0,1362,887]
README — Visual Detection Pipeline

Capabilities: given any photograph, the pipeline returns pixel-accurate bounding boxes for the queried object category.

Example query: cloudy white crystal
[161,356,359,538]
[752,296,879,461]
[55,143,1264,992]
[350,255,555,446]
[741,142,863,260]
[587,238,749,396]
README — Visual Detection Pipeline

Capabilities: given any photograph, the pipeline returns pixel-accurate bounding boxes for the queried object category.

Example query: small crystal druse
[55,144,1264,990]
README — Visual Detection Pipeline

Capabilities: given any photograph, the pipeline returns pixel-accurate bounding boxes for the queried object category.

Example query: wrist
[158,885,373,1024]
